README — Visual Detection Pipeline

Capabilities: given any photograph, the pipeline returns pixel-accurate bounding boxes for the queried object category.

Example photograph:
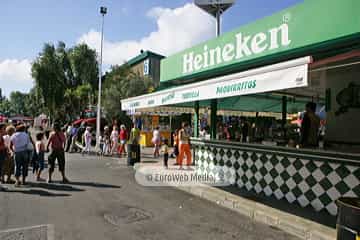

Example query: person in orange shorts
[178,122,192,168]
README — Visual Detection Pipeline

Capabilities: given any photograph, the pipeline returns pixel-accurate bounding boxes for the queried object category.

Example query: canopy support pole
[210,99,217,139]
[194,101,199,138]
[282,96,287,139]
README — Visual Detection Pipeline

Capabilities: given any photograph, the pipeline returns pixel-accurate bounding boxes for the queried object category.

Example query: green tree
[31,42,99,122]
[0,98,11,116]
[31,42,67,120]
[9,91,27,115]
[68,44,98,89]
[63,83,93,120]
[24,87,45,117]
[102,65,153,125]
[0,88,5,102]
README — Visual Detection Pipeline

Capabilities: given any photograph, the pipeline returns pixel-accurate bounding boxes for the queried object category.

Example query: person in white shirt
[82,127,92,155]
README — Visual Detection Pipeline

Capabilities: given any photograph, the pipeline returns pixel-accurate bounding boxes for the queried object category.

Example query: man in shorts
[46,123,69,183]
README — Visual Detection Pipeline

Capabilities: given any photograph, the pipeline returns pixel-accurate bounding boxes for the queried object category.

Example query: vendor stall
[121,0,360,216]
[129,107,193,147]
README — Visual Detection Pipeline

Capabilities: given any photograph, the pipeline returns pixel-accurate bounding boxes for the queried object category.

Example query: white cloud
[0,59,33,97]
[0,3,216,96]
[78,3,216,66]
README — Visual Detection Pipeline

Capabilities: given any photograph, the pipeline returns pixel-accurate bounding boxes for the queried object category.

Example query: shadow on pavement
[28,182,85,192]
[68,181,121,189]
[219,185,336,228]
[4,188,71,197]
[140,160,159,164]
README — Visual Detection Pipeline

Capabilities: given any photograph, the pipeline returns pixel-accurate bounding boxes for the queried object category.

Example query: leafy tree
[31,42,99,121]
[24,87,45,117]
[63,83,93,120]
[31,42,67,120]
[0,98,11,116]
[102,65,153,125]
[9,91,27,115]
[57,41,74,87]
[0,88,5,102]
[68,44,98,89]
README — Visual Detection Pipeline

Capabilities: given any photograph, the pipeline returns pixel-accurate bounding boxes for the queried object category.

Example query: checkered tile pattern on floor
[194,145,360,216]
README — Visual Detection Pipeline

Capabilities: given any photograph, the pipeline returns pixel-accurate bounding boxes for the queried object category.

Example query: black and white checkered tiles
[195,146,360,216]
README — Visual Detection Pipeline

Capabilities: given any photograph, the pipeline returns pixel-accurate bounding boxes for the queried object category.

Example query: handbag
[27,134,34,151]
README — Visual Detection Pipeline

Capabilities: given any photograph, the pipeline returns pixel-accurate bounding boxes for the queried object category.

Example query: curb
[174,184,336,240]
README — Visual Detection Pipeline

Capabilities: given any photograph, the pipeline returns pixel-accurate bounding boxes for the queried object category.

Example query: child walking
[35,132,45,181]
[161,139,169,168]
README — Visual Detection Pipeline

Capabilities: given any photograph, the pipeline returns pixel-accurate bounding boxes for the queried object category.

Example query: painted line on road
[0,224,54,240]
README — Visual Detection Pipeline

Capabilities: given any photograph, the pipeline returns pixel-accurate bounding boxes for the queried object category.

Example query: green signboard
[160,0,360,82]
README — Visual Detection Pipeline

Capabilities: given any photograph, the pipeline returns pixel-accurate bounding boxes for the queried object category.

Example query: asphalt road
[0,153,300,240]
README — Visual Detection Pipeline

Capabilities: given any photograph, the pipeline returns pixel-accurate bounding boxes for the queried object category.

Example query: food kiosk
[121,0,360,216]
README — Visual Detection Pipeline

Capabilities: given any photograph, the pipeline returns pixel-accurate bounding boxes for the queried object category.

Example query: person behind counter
[300,102,320,148]
[241,118,249,143]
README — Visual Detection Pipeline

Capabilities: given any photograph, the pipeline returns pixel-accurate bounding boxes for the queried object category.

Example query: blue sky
[0,0,302,96]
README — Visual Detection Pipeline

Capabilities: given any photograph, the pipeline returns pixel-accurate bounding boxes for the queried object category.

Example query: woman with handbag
[10,124,30,186]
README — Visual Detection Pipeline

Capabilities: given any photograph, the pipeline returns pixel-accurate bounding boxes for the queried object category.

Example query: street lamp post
[96,6,107,151]
[194,0,235,139]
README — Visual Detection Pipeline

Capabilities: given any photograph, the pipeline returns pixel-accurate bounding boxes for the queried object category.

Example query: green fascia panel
[160,0,360,83]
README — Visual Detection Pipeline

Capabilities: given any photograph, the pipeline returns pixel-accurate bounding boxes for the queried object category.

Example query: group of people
[153,122,192,169]
[62,122,130,157]
[197,102,322,148]
[0,122,69,190]
[98,124,129,156]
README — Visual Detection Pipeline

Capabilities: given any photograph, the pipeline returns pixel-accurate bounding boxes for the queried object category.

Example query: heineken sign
[183,24,291,74]
[122,57,310,111]
[160,0,360,82]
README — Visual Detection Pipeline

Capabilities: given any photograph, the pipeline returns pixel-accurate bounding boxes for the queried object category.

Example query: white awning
[121,56,312,111]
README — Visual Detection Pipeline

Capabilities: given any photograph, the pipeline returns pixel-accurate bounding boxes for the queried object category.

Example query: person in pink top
[118,125,128,156]
[46,123,69,183]
[110,126,119,156]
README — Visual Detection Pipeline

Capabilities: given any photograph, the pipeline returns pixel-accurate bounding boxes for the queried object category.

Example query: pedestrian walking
[110,126,119,156]
[0,123,7,188]
[129,123,140,145]
[35,132,45,181]
[161,139,169,168]
[10,124,31,186]
[178,122,192,169]
[118,125,128,156]
[25,126,36,176]
[69,125,79,153]
[82,127,92,155]
[103,126,110,156]
[171,129,180,165]
[46,123,69,183]
[2,125,15,184]
[152,126,161,158]
[65,123,73,152]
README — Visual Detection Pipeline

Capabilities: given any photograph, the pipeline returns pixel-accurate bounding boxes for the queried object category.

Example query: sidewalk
[133,147,337,240]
